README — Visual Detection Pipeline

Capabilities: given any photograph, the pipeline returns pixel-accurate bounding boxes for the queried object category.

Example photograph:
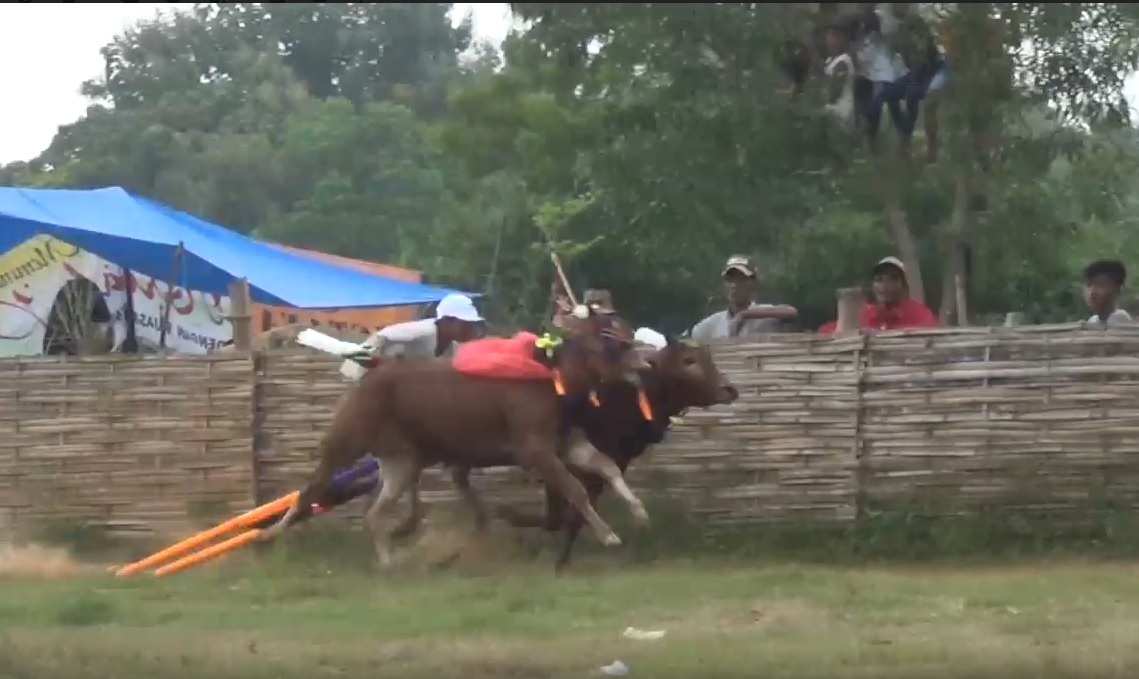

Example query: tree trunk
[886,204,925,304]
[938,175,972,325]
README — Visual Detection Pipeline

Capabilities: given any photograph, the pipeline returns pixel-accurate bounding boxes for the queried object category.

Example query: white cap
[634,327,668,349]
[435,294,483,323]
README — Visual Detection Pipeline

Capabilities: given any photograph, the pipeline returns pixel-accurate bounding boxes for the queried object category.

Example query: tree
[258,98,447,264]
[90,4,470,115]
[8,2,1139,335]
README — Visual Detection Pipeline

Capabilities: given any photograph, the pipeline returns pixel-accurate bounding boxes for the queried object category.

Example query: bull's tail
[260,454,338,541]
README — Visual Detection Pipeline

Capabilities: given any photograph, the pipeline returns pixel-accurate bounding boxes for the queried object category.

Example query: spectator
[817,256,937,333]
[583,289,617,316]
[823,19,858,125]
[862,256,937,329]
[690,256,798,343]
[1083,259,1132,326]
[891,3,945,163]
[854,9,913,156]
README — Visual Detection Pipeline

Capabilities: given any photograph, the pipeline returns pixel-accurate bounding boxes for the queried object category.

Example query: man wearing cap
[340,293,484,380]
[690,255,798,343]
[860,256,937,330]
[583,289,617,315]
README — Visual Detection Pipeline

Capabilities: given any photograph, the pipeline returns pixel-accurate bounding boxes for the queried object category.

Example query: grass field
[7,497,1139,679]
[3,541,1139,679]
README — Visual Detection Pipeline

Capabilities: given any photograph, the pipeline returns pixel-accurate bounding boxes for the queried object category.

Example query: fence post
[226,279,262,508]
[836,287,865,333]
[851,338,869,543]
[1004,311,1025,327]
[228,279,253,351]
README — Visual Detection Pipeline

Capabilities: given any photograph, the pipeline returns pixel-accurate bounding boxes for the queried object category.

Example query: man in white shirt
[340,293,484,380]
[689,256,798,343]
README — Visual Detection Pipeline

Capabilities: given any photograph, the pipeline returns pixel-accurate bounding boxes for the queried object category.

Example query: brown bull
[263,311,649,567]
[491,339,738,569]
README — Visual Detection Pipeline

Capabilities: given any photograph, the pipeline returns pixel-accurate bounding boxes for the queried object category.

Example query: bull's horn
[296,328,367,356]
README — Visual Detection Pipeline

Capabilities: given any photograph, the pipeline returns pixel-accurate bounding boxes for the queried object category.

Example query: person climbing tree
[823,19,858,125]
[891,3,945,163]
[854,8,914,157]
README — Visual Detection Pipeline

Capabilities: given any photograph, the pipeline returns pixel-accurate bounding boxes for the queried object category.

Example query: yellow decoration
[535,333,563,358]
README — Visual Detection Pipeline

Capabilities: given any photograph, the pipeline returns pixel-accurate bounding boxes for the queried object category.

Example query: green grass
[3,557,1139,679]
[9,494,1139,679]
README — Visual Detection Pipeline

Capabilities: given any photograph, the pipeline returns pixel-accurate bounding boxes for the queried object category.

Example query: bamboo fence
[0,354,254,537]
[2,323,1139,537]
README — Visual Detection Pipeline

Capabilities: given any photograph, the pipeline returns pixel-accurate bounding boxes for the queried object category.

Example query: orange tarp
[254,245,422,335]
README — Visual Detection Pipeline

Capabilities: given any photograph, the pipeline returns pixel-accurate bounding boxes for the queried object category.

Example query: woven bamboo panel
[7,324,1139,540]
[860,323,1139,518]
[0,354,255,537]
[640,334,863,525]
[257,336,864,527]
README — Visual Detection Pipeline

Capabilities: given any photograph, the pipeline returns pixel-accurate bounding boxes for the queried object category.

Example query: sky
[0,3,512,165]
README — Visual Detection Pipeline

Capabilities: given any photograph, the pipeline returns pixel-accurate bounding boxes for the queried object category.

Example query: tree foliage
[5,2,1139,332]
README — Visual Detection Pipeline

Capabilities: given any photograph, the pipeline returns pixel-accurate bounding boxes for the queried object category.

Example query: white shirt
[1087,309,1133,327]
[690,303,783,343]
[824,54,855,124]
[339,318,449,380]
[856,36,906,83]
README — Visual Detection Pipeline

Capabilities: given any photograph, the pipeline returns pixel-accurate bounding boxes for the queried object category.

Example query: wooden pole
[157,243,185,350]
[549,251,579,308]
[227,279,253,351]
[225,279,262,521]
[836,287,865,334]
[1003,312,1025,327]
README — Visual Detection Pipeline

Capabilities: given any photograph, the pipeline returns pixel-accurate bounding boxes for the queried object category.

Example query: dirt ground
[1,525,1138,679]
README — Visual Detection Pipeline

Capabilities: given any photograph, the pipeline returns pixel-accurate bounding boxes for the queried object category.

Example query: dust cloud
[0,520,91,579]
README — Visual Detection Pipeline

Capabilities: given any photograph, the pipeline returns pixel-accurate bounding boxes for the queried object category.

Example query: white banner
[0,235,232,357]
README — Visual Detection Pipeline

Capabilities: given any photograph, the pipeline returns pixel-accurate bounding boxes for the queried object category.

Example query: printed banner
[0,235,231,357]
[0,236,423,358]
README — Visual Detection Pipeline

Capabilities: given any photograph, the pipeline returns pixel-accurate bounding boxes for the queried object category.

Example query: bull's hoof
[631,503,650,525]
[601,532,622,547]
[431,550,462,570]
[373,548,395,571]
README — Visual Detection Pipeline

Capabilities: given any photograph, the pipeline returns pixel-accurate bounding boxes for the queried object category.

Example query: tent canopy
[0,186,475,309]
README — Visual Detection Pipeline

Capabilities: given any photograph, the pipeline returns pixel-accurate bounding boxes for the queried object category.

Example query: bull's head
[558,304,649,385]
[646,338,739,408]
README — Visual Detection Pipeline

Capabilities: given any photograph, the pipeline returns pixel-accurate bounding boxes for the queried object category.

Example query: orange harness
[552,371,654,420]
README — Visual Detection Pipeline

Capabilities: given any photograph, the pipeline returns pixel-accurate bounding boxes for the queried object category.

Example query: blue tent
[0,186,474,308]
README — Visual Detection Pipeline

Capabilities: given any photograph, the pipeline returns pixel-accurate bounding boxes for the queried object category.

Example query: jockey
[340,293,484,380]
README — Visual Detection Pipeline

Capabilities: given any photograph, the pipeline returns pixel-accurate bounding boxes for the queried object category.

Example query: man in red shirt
[817,256,938,333]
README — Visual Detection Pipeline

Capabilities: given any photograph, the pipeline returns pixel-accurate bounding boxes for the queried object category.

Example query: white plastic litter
[600,660,629,676]
[623,627,666,641]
